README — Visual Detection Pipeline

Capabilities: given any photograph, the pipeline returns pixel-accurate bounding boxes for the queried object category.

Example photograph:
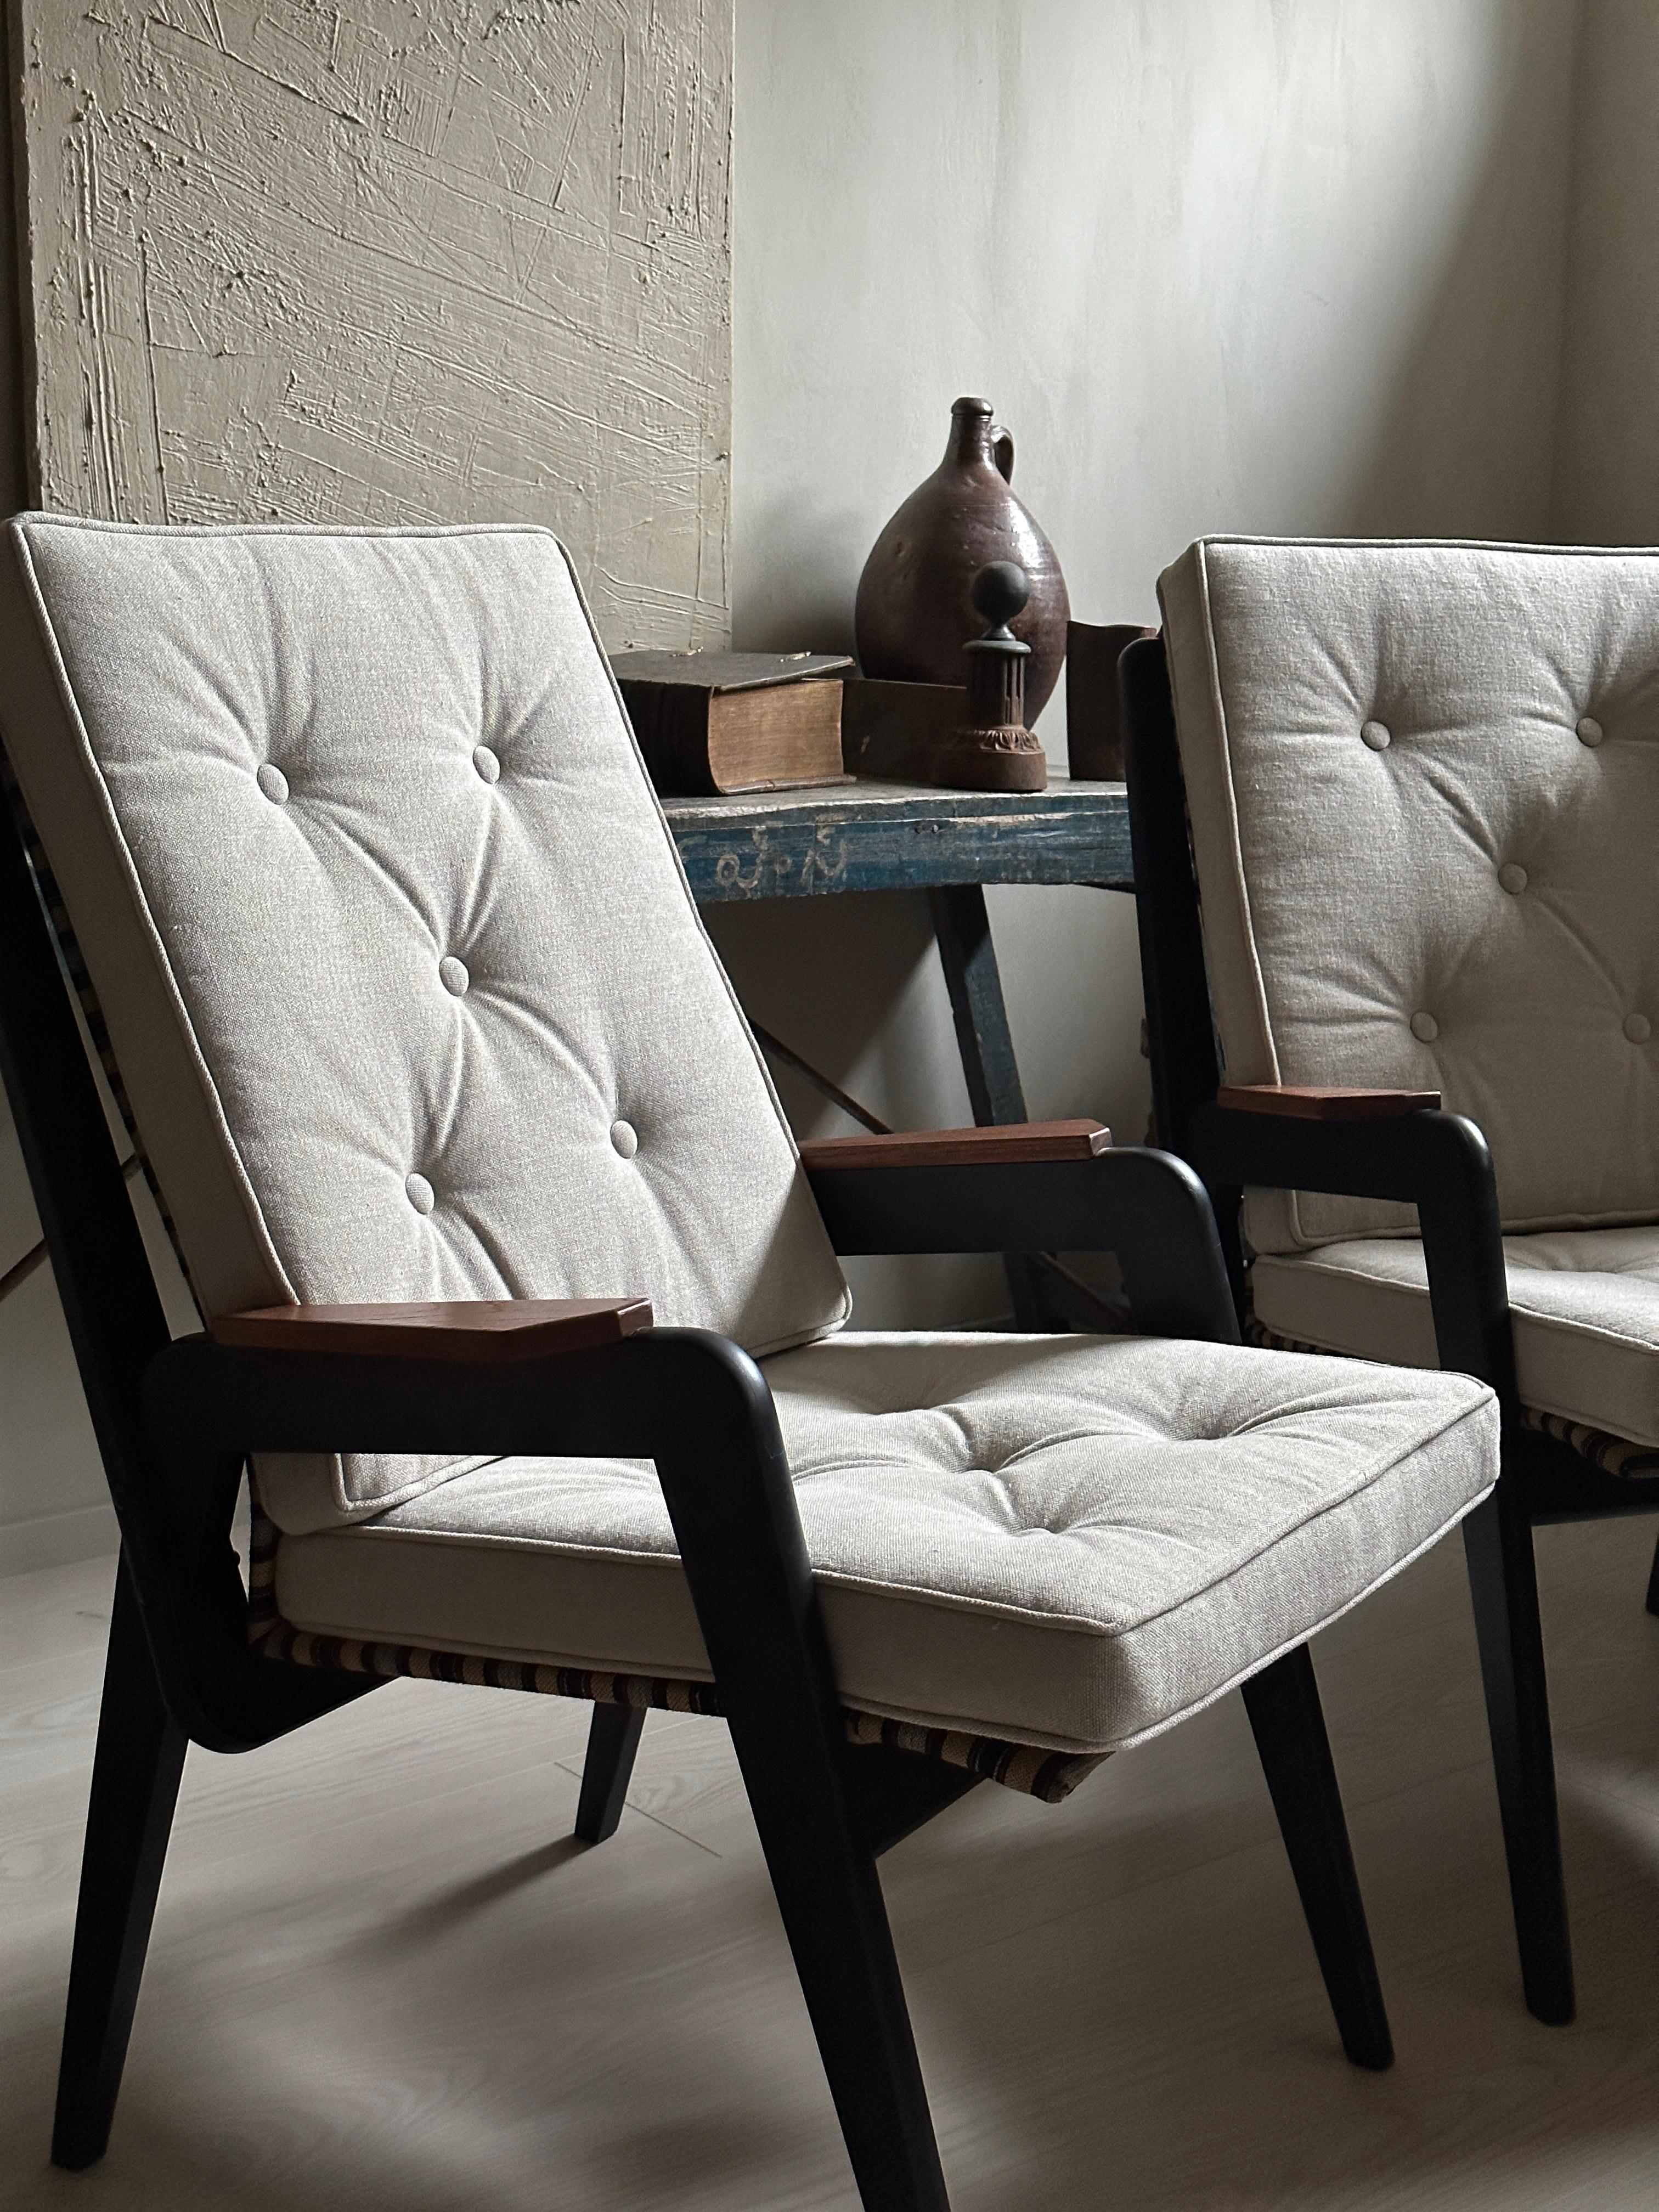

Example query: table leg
[927,886,1044,1329]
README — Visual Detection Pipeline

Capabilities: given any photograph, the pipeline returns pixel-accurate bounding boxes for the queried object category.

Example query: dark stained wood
[928,561,1046,794]
[1216,1084,1442,1121]
[927,882,1043,1330]
[51,1560,189,2170]
[800,1120,1110,1172]
[840,679,968,782]
[574,1704,647,1847]
[1066,620,1157,781]
[210,1297,653,1362]
[663,779,1132,901]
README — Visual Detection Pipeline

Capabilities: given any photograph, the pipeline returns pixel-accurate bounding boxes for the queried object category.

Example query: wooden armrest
[799,1119,1111,1171]
[1215,1084,1441,1122]
[209,1297,653,1362]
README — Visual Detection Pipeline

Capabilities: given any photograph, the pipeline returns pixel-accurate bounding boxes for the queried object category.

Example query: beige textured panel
[14,1,731,648]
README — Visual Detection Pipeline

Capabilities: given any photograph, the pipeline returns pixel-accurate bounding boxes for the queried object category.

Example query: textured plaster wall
[14,0,732,648]
[720,0,1581,1328]
[1552,0,1659,542]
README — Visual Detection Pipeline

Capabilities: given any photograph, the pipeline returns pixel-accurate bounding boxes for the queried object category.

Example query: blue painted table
[664,777,1133,1329]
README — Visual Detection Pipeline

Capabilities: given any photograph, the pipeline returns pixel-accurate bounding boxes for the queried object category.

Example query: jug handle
[992,424,1014,483]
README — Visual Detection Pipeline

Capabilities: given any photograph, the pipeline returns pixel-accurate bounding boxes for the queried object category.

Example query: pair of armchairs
[0,517,1537,2212]
[1125,535,1659,2040]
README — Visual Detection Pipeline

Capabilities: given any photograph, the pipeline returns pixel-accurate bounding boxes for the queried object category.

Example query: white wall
[723,0,1579,1326]
[1553,0,1659,543]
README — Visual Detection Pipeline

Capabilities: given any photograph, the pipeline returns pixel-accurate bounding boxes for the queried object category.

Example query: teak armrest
[209,1296,653,1363]
[1215,1084,1441,1122]
[798,1119,1110,1171]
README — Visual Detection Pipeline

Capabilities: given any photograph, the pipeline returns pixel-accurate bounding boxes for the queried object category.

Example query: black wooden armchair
[1124,537,1659,2036]
[0,516,1505,2211]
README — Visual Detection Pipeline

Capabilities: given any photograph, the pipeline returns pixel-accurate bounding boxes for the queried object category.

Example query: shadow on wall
[1335,8,1570,543]
[1550,0,1659,544]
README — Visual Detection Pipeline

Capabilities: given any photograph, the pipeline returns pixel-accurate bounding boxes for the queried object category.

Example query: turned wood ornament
[928,561,1047,793]
[855,396,1070,723]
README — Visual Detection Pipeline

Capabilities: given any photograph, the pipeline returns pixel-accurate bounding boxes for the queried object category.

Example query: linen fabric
[1254,1229,1659,1449]
[1159,537,1659,1255]
[273,1330,1498,1755]
[0,517,850,1528]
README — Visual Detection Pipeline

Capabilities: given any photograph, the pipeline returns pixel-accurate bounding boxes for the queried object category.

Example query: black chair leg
[1460,1486,1574,2025]
[656,1367,951,2211]
[1242,1643,1393,2070]
[732,1728,950,2211]
[574,1702,646,1844]
[52,1555,188,2171]
[1645,1529,1659,1618]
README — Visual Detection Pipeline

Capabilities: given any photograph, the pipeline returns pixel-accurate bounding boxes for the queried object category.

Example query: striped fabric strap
[1517,1406,1659,1480]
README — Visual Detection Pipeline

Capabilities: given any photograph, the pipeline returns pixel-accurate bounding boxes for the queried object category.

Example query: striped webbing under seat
[246,1500,1106,1804]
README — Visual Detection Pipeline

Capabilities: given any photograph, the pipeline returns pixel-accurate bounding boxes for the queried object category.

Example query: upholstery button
[1410,1011,1439,1042]
[610,1119,639,1159]
[256,763,289,804]
[1577,716,1604,747]
[405,1172,436,1214]
[1498,863,1527,895]
[1360,720,1391,750]
[1625,1013,1651,1043]
[473,744,501,783]
[439,955,470,996]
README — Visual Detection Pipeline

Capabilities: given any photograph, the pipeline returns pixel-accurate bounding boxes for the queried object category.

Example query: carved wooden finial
[929,562,1047,792]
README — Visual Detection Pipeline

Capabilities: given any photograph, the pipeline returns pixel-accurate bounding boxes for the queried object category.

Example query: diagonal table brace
[927,885,1045,1328]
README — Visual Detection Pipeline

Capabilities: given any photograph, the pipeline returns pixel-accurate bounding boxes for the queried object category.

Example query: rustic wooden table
[663,776,1133,1328]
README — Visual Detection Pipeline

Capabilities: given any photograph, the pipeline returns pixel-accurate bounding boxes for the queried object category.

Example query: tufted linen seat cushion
[1254,1231,1659,1450]
[1160,537,1659,1259]
[270,1331,1499,1755]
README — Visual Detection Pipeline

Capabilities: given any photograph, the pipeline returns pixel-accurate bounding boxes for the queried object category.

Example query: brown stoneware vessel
[855,396,1070,723]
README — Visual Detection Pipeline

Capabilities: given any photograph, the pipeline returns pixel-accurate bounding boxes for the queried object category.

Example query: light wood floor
[3,1516,1658,2212]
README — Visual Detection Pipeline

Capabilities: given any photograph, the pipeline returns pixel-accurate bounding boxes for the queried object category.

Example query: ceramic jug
[854,396,1070,723]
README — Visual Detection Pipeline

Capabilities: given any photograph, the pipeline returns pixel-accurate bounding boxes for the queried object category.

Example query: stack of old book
[609,650,852,796]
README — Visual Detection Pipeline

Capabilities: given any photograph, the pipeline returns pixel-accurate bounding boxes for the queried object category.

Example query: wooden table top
[662,776,1131,902]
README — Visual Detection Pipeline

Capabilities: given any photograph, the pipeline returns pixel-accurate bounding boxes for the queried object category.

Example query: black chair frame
[1121,630,1659,2035]
[1,781,1398,2212]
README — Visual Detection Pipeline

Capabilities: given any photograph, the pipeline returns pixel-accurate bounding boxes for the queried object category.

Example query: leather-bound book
[610,650,852,796]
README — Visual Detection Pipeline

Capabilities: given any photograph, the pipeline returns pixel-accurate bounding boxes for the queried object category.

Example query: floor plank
[2,1517,1658,2211]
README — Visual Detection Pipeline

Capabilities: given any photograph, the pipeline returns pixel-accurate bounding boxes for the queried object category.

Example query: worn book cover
[611,651,853,796]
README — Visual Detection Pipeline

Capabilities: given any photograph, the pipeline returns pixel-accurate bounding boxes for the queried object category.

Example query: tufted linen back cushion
[0,518,850,1530]
[1160,537,1659,1254]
